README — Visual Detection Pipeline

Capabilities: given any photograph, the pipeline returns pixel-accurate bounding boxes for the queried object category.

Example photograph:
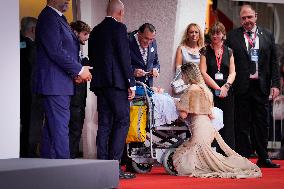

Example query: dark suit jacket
[88,17,135,92]
[20,34,35,99]
[34,6,82,95]
[226,26,280,95]
[129,32,160,87]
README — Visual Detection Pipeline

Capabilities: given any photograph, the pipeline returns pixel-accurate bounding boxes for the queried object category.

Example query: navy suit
[34,6,82,158]
[88,17,135,160]
[129,32,160,87]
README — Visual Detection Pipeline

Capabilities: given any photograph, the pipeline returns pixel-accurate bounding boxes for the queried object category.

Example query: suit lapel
[238,27,250,58]
[257,27,264,55]
[146,44,152,70]
[131,36,145,66]
[58,16,78,40]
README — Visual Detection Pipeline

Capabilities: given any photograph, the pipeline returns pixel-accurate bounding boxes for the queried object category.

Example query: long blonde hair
[180,23,204,48]
[181,62,213,105]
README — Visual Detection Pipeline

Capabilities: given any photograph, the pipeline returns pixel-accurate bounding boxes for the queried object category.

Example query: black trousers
[214,91,235,150]
[69,83,87,158]
[235,80,269,160]
[95,87,130,161]
[20,91,32,157]
[29,94,45,157]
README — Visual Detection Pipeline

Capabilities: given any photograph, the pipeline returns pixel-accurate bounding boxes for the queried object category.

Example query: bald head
[240,4,256,16]
[107,0,125,22]
[240,4,257,31]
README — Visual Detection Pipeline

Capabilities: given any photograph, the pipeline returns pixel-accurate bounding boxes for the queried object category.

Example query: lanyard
[212,46,223,72]
[244,30,257,48]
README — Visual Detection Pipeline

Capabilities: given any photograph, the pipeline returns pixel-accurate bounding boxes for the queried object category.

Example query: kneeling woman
[172,63,261,178]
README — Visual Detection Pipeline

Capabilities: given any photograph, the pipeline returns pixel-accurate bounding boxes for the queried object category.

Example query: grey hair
[20,17,37,35]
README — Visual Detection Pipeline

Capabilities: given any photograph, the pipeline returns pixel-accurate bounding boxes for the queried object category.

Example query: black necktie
[247,31,256,74]
[246,31,253,50]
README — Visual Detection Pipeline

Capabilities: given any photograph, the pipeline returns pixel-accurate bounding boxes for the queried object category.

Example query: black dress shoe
[119,170,136,179]
[256,159,280,168]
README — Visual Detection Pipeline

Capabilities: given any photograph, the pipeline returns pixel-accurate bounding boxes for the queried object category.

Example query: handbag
[171,70,188,94]
[126,105,147,144]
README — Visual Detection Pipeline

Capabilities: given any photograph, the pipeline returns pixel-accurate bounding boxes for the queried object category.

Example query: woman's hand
[208,113,215,120]
[219,85,228,98]
[179,111,188,119]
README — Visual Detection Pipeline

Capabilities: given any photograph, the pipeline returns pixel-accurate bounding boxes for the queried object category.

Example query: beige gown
[173,84,262,178]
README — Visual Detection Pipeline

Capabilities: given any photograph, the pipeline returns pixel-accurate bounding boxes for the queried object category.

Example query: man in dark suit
[226,4,280,168]
[20,17,38,157]
[69,20,91,159]
[34,0,92,159]
[88,0,136,179]
[129,23,160,87]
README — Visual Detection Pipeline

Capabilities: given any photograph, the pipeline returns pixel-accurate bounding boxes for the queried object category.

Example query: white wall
[123,0,207,93]
[0,0,20,159]
[173,0,207,67]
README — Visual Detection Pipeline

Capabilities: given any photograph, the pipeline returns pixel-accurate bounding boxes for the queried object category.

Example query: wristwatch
[224,82,232,90]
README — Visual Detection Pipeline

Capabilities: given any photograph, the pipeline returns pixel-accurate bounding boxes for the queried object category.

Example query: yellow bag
[126,105,147,144]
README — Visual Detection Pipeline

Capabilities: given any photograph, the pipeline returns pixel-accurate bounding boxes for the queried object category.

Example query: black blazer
[226,26,280,95]
[129,32,160,87]
[88,17,135,92]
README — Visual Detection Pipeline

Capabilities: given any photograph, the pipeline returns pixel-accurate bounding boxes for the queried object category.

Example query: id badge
[215,89,221,96]
[215,72,223,80]
[250,49,259,62]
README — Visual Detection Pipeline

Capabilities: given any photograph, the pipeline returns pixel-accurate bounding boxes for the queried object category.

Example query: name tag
[250,49,259,62]
[215,72,223,80]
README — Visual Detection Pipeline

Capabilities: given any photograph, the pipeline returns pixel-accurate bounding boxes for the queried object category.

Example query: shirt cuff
[78,67,84,76]
[130,86,136,91]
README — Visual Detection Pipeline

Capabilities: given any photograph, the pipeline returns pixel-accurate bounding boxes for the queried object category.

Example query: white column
[79,0,108,159]
[0,0,20,159]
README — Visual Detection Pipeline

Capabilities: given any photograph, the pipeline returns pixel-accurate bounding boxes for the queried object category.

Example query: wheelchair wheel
[163,148,178,175]
[126,160,153,173]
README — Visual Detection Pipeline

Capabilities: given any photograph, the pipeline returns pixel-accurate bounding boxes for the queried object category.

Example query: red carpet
[119,160,284,189]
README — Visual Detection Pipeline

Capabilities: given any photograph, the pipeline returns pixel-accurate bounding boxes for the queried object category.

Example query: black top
[200,45,232,87]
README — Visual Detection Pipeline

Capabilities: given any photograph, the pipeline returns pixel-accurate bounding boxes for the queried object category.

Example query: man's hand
[128,88,135,100]
[179,111,188,119]
[152,68,159,77]
[134,69,146,77]
[79,66,93,81]
[270,87,280,100]
[74,76,83,84]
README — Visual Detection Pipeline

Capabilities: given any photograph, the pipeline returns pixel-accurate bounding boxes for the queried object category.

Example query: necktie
[142,48,147,64]
[246,31,253,51]
[247,31,256,74]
